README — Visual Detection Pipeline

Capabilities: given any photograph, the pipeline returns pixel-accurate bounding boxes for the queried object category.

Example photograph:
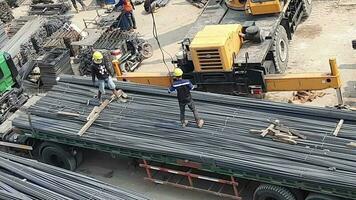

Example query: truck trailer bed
[7,75,356,199]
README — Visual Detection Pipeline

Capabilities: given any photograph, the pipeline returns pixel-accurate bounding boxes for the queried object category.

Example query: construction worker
[115,0,136,29]
[168,68,204,128]
[91,51,124,102]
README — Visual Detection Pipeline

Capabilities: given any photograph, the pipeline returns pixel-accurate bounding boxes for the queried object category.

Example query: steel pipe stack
[12,75,356,193]
[0,152,149,200]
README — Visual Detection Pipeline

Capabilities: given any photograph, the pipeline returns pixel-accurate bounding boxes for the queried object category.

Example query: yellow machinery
[190,25,243,72]
[225,0,282,15]
[114,23,343,105]
[114,59,343,105]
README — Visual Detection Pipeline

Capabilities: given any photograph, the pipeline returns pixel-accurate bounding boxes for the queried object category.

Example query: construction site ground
[9,0,356,199]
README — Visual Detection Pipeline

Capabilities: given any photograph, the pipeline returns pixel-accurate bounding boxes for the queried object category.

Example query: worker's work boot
[196,119,204,128]
[181,120,189,128]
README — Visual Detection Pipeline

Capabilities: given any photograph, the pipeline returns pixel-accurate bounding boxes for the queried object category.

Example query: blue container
[106,0,116,5]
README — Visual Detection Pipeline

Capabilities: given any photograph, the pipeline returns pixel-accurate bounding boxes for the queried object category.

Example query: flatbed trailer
[1,76,356,200]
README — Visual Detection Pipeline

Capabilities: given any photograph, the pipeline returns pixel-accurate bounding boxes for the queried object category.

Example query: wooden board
[78,95,116,136]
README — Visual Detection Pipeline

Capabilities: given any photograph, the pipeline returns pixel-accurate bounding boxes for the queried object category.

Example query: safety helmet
[173,68,183,77]
[92,51,103,64]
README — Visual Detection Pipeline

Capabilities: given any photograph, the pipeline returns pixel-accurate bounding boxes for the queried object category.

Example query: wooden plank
[0,141,33,150]
[261,124,275,137]
[333,119,344,137]
[347,142,356,148]
[78,95,117,136]
[57,111,80,117]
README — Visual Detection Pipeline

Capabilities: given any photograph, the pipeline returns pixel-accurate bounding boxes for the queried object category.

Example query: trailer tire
[144,0,154,12]
[75,149,84,167]
[40,142,77,171]
[253,184,296,200]
[302,0,312,19]
[306,193,342,200]
[273,25,289,74]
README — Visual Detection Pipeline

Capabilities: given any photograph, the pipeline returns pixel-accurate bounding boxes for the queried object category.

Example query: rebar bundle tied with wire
[12,75,356,194]
[0,152,149,200]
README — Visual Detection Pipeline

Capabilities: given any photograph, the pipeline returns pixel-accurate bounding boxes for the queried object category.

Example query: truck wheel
[253,184,296,200]
[302,0,312,19]
[40,142,76,171]
[75,149,84,168]
[144,0,154,12]
[306,193,341,200]
[273,25,289,74]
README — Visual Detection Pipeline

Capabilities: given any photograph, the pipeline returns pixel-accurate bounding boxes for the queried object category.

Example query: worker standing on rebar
[91,51,124,102]
[168,68,204,128]
[115,0,137,30]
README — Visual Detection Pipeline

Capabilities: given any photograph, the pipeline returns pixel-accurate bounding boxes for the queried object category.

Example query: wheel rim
[278,39,287,62]
[50,154,65,168]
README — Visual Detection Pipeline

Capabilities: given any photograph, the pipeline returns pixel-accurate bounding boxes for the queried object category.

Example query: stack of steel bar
[43,26,81,56]
[93,30,132,50]
[0,152,149,200]
[12,75,356,193]
[35,48,73,90]
[0,21,8,49]
[29,2,71,15]
[1,17,46,61]
[0,0,13,23]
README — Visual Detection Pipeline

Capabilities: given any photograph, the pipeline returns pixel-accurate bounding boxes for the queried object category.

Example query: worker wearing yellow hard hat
[168,68,204,128]
[91,51,127,102]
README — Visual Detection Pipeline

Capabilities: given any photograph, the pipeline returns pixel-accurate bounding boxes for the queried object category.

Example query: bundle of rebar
[12,75,356,194]
[29,3,71,15]
[35,48,73,90]
[0,0,13,23]
[0,152,149,200]
[43,26,81,56]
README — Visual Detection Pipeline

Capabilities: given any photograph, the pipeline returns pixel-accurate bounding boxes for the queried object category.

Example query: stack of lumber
[12,75,356,197]
[0,152,149,200]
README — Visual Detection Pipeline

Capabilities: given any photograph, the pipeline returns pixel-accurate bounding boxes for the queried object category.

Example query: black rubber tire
[302,0,312,19]
[40,142,76,171]
[144,0,154,12]
[75,149,84,168]
[273,25,289,74]
[306,193,341,200]
[253,184,296,200]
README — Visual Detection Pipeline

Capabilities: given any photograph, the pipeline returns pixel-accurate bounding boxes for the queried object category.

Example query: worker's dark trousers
[179,100,199,123]
[71,0,85,10]
[126,12,136,29]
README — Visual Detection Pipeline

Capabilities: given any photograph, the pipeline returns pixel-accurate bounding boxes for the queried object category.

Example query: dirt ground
[8,0,356,199]
[266,0,356,107]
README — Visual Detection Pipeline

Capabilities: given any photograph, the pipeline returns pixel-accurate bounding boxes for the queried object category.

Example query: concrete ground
[266,0,356,107]
[8,0,356,199]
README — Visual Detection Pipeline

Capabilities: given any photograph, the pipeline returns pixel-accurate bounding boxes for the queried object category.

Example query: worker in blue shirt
[168,68,204,128]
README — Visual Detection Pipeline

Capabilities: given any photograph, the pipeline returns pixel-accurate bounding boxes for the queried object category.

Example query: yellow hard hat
[174,68,183,77]
[92,51,103,63]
